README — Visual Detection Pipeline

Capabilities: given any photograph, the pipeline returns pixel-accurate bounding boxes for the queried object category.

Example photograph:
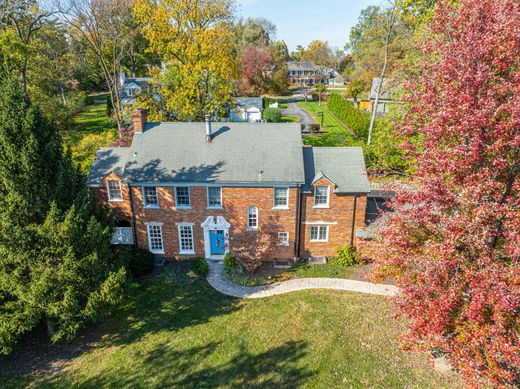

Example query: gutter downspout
[295,184,303,259]
[350,194,358,247]
[128,184,138,246]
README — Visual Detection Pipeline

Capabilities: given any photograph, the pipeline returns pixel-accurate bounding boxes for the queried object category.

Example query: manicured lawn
[297,101,362,147]
[281,115,300,123]
[1,278,461,388]
[62,95,117,147]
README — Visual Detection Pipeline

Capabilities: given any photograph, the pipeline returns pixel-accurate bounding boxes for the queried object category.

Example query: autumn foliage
[374,0,520,386]
[231,228,280,273]
[240,46,274,95]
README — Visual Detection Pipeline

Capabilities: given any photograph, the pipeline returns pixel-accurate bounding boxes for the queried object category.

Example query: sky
[236,0,382,52]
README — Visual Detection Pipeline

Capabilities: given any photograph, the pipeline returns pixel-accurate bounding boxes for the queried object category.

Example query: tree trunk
[367,7,396,146]
[59,82,68,107]
[46,319,55,338]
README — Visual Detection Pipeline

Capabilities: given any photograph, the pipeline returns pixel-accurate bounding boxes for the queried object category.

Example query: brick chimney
[132,108,147,133]
[205,114,212,143]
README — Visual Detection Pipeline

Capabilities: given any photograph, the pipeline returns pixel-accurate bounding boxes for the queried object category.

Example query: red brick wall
[299,177,367,258]
[96,172,133,223]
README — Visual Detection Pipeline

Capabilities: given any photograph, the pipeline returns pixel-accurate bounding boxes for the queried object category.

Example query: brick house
[87,109,369,262]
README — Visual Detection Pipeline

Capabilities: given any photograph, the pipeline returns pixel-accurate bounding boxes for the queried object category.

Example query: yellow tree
[134,0,238,120]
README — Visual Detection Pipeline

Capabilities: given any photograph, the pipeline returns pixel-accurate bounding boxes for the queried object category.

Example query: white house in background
[229,97,264,122]
[119,72,154,107]
[369,78,396,116]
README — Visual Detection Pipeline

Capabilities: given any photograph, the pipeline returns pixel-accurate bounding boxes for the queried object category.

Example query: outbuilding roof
[235,97,263,111]
[302,147,370,194]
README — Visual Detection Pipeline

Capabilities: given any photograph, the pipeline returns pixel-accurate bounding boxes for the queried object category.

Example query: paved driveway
[282,102,316,131]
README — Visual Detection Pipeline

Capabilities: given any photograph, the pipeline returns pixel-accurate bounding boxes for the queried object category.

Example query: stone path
[207,261,398,299]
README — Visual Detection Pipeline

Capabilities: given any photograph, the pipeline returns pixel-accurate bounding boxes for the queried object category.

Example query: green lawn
[62,95,117,147]
[1,278,461,388]
[297,101,362,147]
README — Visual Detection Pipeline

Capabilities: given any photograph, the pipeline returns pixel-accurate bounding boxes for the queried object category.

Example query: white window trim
[247,206,259,230]
[142,186,160,209]
[313,185,330,208]
[177,223,195,255]
[207,186,223,209]
[174,186,191,209]
[107,180,123,202]
[145,222,165,254]
[309,225,329,242]
[278,232,289,246]
[273,187,290,209]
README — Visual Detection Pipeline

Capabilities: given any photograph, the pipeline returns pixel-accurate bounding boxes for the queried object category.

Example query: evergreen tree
[0,78,127,354]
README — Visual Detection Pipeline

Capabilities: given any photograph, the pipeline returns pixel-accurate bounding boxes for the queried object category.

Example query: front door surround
[201,216,230,260]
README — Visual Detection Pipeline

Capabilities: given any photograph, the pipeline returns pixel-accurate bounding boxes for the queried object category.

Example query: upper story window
[107,180,123,202]
[175,186,191,208]
[310,225,328,242]
[146,223,164,254]
[273,187,289,209]
[314,186,330,208]
[247,206,258,229]
[207,187,222,208]
[143,186,159,208]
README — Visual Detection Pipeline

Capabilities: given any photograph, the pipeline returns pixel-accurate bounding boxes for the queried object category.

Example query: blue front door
[210,229,225,255]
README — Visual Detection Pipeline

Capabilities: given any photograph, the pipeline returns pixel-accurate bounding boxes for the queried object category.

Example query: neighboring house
[287,61,340,86]
[326,69,346,87]
[369,78,395,116]
[119,72,154,107]
[87,108,370,262]
[229,97,264,122]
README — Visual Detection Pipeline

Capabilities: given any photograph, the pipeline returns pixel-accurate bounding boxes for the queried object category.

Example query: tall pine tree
[0,78,127,354]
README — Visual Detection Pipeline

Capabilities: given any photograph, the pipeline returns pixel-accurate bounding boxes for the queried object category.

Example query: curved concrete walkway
[207,261,398,299]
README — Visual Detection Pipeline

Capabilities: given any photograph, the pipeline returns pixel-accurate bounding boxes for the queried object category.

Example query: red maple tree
[375,0,519,386]
[240,46,274,95]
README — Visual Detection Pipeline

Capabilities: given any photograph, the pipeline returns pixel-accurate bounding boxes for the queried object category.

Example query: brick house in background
[87,108,369,262]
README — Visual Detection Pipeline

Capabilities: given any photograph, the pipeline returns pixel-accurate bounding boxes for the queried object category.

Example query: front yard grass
[1,277,461,388]
[297,101,362,147]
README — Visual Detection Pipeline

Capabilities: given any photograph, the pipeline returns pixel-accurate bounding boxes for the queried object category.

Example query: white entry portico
[201,216,230,260]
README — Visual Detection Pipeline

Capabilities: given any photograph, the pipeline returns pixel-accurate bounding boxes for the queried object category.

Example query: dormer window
[314,186,330,208]
[107,180,123,202]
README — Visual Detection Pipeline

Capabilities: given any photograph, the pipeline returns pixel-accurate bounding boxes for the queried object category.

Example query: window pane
[179,225,194,252]
[108,180,122,201]
[274,188,288,207]
[310,226,318,240]
[147,225,163,252]
[315,186,328,205]
[144,187,158,206]
[319,226,328,240]
[208,187,222,207]
[247,206,258,228]
[176,187,190,207]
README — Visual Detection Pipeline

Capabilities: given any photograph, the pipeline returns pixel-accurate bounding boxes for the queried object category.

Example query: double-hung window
[175,187,191,208]
[278,232,289,246]
[143,187,159,208]
[314,186,329,208]
[273,188,289,209]
[107,180,123,202]
[247,206,258,229]
[178,224,195,254]
[207,187,222,208]
[309,225,328,242]
[146,223,164,253]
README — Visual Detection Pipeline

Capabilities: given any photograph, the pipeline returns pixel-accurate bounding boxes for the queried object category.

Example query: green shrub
[190,258,209,277]
[223,253,243,277]
[327,92,370,138]
[263,108,283,123]
[336,246,361,267]
[128,247,155,277]
[163,261,191,284]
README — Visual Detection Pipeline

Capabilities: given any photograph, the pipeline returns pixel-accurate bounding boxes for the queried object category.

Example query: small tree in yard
[230,228,280,273]
[346,78,366,107]
[314,83,327,106]
[374,0,519,387]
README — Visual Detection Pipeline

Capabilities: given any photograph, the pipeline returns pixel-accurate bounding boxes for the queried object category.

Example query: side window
[309,225,328,242]
[273,187,289,209]
[314,186,329,207]
[278,232,289,246]
[143,187,159,208]
[107,180,123,201]
[247,206,258,229]
[175,187,191,208]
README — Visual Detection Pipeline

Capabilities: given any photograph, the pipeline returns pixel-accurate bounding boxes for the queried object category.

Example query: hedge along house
[87,108,369,263]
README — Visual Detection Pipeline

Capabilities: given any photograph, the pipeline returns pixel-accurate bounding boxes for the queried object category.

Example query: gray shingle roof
[87,147,130,187]
[235,97,263,111]
[88,122,306,187]
[303,147,369,193]
[287,61,317,71]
